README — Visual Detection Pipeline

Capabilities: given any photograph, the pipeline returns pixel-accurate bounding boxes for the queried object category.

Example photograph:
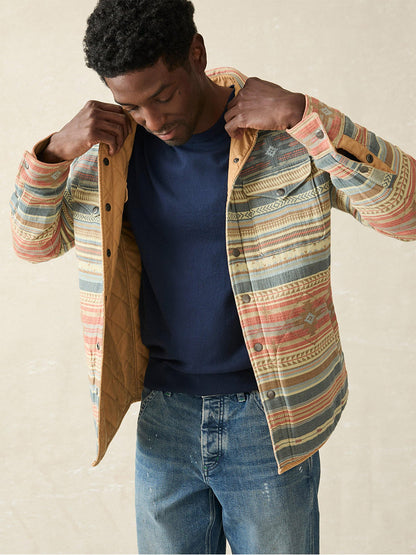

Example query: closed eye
[155,90,176,104]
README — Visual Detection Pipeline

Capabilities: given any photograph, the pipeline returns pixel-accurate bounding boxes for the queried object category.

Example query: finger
[82,101,133,154]
[86,100,126,114]
[97,120,130,152]
[92,130,123,156]
[224,103,242,123]
[98,107,131,130]
[105,105,134,133]
[224,104,250,133]
[224,119,244,140]
[94,110,132,149]
[100,111,131,136]
[100,102,126,113]
[226,94,239,111]
[85,100,131,136]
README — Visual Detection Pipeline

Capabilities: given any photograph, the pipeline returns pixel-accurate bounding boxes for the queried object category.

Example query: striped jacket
[10,68,416,473]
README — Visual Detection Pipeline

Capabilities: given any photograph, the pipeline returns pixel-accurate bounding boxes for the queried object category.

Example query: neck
[194,77,231,134]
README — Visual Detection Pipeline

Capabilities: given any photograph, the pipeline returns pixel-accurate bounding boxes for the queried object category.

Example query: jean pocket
[251,390,267,414]
[138,388,159,422]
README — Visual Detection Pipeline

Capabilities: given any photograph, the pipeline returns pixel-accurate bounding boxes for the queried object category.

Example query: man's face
[106,57,205,146]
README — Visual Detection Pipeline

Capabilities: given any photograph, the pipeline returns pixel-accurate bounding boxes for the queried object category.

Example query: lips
[155,125,178,141]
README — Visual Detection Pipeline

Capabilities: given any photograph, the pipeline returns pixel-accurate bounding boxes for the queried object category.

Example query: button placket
[102,156,112,263]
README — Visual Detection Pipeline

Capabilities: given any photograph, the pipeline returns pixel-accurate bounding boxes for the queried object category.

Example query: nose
[133,106,167,133]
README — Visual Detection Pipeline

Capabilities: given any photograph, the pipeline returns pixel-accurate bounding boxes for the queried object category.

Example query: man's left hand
[224,77,305,139]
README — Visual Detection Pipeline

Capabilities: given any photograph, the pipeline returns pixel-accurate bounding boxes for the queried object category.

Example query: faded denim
[135,388,320,554]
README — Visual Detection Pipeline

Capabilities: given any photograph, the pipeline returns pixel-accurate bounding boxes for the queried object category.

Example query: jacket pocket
[71,186,100,220]
[243,159,329,256]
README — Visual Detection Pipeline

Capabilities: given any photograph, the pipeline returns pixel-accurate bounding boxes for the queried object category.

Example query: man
[10,0,416,553]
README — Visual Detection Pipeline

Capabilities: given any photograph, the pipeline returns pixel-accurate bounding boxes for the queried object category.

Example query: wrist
[287,93,306,129]
[37,133,68,164]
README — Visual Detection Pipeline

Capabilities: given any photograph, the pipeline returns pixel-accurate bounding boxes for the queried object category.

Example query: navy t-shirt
[125,97,256,395]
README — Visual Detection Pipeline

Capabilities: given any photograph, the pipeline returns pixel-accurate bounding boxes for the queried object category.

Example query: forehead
[105,59,187,105]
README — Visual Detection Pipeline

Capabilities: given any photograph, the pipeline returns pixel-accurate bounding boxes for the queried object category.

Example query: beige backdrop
[1,1,415,553]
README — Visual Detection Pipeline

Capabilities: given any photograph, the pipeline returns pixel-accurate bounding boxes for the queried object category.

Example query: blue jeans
[135,388,320,554]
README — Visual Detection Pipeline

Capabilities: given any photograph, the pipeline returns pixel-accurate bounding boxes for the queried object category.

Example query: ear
[188,33,207,74]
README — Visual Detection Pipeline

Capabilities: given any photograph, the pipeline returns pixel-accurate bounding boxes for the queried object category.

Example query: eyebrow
[114,82,173,107]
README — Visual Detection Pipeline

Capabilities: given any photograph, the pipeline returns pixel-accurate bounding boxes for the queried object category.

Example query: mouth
[154,125,178,141]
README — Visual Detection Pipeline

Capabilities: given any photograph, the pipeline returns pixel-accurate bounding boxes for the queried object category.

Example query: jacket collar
[206,67,258,196]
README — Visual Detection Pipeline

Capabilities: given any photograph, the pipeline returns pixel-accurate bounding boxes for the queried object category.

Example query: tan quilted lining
[93,132,149,465]
[94,224,149,464]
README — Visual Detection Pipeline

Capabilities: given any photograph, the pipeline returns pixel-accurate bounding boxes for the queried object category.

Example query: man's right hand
[38,100,132,163]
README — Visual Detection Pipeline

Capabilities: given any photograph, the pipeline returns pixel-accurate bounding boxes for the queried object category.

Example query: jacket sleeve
[10,137,75,262]
[288,96,416,242]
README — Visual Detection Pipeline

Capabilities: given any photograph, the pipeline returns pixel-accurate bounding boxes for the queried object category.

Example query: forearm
[10,137,75,262]
[288,96,416,241]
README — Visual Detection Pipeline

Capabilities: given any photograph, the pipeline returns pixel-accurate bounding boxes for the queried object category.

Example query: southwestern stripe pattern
[226,125,346,469]
[11,147,106,430]
[10,68,416,473]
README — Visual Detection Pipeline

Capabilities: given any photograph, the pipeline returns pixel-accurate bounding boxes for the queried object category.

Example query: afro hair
[84,0,197,79]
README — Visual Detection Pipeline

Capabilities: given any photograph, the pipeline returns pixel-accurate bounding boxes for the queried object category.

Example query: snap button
[267,390,276,400]
[92,206,99,215]
[103,157,110,166]
[105,203,111,212]
[276,188,285,196]
[242,294,251,303]
[23,160,29,169]
[232,248,241,257]
[254,343,263,352]
[315,130,325,139]
[233,157,240,163]
[106,249,111,257]
[359,164,370,173]
[96,343,101,350]
[366,153,374,163]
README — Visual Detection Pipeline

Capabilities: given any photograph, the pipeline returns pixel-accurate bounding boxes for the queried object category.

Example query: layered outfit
[10,68,416,479]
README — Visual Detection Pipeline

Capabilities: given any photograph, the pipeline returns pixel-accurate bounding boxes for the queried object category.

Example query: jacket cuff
[287,96,343,159]
[20,136,71,185]
[288,96,395,175]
